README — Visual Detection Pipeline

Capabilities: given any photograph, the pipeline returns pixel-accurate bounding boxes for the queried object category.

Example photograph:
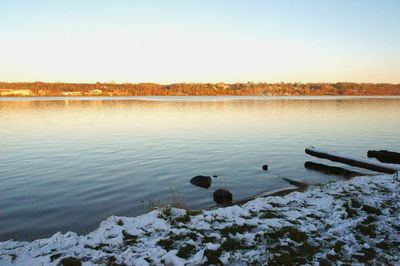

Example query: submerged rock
[213,189,233,204]
[190,175,212,188]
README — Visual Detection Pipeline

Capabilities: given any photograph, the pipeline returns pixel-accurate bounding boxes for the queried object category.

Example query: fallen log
[305,146,400,174]
[281,177,308,188]
[367,150,400,164]
[304,161,366,178]
[211,186,300,208]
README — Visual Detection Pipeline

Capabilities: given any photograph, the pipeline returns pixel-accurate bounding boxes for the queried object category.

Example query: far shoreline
[2,95,400,102]
[1,82,400,98]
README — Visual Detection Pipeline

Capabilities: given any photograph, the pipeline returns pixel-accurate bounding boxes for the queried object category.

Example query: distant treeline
[1,82,400,96]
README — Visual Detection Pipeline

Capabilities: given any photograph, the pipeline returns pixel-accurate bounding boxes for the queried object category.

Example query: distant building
[0,89,13,96]
[62,91,82,96]
[38,90,50,96]
[0,89,33,96]
[88,89,102,95]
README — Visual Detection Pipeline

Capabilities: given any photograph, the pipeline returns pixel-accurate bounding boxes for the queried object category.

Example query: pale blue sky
[0,0,399,83]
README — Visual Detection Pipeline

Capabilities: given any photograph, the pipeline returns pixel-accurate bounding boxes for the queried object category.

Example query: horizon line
[1,81,400,85]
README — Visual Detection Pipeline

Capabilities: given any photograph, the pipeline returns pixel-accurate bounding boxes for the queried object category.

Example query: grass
[186,209,202,216]
[157,238,174,251]
[50,253,62,262]
[59,257,82,266]
[220,224,256,237]
[355,223,377,238]
[84,243,110,250]
[220,238,249,252]
[9,254,17,262]
[269,202,283,208]
[202,235,218,243]
[362,215,377,225]
[362,204,382,215]
[161,206,172,218]
[354,247,376,262]
[174,214,191,224]
[200,237,254,264]
[155,205,202,229]
[259,209,283,219]
[148,182,188,212]
[266,226,308,243]
[122,230,138,245]
[268,241,318,265]
[177,244,196,259]
[203,249,223,265]
[333,240,345,253]
[392,224,400,233]
[93,255,125,266]
[343,201,358,218]
[169,232,198,241]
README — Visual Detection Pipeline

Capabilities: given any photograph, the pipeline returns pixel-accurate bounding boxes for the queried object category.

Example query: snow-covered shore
[1,173,399,265]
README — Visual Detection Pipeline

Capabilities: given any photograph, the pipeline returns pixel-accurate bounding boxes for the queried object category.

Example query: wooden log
[281,177,308,188]
[212,186,300,208]
[367,150,400,164]
[304,161,366,178]
[305,146,400,174]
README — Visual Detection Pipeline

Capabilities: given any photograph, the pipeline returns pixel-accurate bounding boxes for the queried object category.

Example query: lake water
[1,96,399,241]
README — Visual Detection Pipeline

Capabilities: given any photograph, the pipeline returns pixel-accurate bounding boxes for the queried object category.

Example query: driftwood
[367,150,400,164]
[210,186,300,208]
[281,177,308,188]
[305,146,400,174]
[304,161,366,178]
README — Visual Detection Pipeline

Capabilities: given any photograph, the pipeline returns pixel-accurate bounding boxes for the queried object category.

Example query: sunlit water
[0,96,399,241]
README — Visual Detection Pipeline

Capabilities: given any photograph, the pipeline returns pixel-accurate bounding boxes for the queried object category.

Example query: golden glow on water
[1,98,399,135]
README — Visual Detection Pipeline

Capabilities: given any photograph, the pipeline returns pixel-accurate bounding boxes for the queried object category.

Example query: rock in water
[213,189,233,204]
[262,165,268,171]
[190,175,212,188]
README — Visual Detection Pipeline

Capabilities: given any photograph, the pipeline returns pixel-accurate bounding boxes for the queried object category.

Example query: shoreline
[2,95,400,102]
[1,173,399,265]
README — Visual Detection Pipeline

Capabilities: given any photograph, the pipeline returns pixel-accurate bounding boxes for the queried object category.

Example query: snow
[1,172,400,265]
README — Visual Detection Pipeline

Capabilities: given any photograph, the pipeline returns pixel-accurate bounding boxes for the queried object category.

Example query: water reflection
[0,97,399,241]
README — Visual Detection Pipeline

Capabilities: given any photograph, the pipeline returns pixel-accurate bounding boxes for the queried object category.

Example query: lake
[0,96,399,241]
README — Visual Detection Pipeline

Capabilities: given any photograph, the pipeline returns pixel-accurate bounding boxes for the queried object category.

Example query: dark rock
[213,189,233,204]
[59,257,82,266]
[262,165,268,171]
[190,175,212,188]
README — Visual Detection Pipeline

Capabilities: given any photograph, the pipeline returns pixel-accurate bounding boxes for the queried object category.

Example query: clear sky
[0,0,399,83]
